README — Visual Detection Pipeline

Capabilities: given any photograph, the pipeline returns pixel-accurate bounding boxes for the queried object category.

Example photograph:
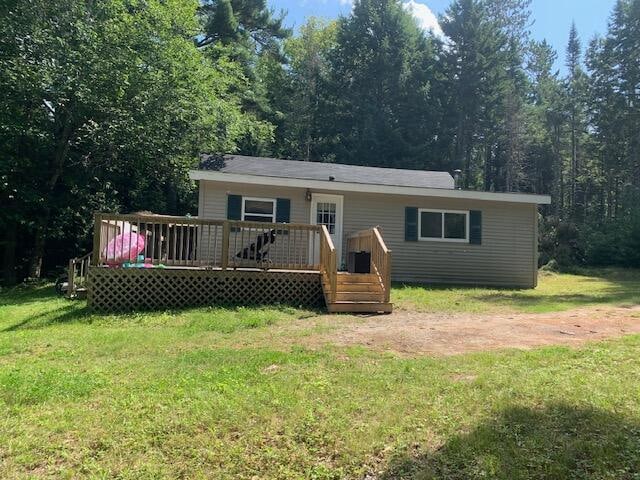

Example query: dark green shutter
[469,210,482,244]
[276,198,290,223]
[405,207,418,241]
[227,194,242,220]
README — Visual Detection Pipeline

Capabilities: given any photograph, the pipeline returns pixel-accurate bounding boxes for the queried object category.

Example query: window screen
[242,198,275,222]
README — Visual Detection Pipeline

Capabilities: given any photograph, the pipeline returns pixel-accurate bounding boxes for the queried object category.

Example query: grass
[1,270,640,478]
[392,268,640,314]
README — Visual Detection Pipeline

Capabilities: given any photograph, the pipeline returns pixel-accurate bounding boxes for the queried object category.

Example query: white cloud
[403,0,444,38]
[338,0,352,5]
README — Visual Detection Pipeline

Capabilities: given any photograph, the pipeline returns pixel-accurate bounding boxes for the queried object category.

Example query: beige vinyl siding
[199,181,308,223]
[199,181,315,267]
[199,180,539,288]
[338,191,537,287]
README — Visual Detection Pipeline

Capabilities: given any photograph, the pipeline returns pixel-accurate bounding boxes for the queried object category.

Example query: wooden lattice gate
[87,267,324,312]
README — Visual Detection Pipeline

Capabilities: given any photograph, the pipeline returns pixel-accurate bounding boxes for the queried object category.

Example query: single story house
[189,154,551,289]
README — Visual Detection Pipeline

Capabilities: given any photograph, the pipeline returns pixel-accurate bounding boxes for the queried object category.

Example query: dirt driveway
[293,305,640,356]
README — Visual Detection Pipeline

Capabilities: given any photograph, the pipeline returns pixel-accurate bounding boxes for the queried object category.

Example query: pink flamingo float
[103,227,146,266]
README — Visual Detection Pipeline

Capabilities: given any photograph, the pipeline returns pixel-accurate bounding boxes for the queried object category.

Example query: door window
[316,202,336,234]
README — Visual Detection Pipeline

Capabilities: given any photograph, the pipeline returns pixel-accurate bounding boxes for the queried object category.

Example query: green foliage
[264,18,339,160]
[3,0,640,281]
[197,0,291,153]
[0,0,273,281]
[580,214,640,267]
[323,0,443,168]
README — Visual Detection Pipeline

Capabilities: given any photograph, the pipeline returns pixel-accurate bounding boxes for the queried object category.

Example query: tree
[197,0,291,153]
[526,40,566,209]
[565,22,588,217]
[326,0,443,169]
[0,0,272,281]
[263,18,339,161]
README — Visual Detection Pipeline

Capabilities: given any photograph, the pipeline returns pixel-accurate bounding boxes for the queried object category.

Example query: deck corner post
[221,220,230,270]
[92,213,102,266]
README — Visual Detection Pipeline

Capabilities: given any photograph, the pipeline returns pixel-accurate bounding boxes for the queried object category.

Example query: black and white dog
[236,229,277,261]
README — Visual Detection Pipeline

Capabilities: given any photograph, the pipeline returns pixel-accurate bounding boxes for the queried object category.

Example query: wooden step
[334,291,385,302]
[327,301,393,314]
[336,273,379,283]
[323,279,382,292]
[335,282,383,292]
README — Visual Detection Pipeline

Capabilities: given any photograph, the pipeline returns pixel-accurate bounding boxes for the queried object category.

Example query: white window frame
[241,196,277,223]
[418,208,470,243]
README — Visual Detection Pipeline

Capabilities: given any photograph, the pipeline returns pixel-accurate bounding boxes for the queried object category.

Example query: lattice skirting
[87,267,324,312]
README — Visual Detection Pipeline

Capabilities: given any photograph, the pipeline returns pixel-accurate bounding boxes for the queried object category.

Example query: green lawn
[393,268,640,314]
[1,271,640,478]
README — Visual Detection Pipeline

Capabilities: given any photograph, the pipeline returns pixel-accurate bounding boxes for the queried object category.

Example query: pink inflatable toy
[103,231,146,266]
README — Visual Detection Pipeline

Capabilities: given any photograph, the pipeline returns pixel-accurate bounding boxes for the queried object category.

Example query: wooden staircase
[319,226,392,314]
[324,272,392,313]
[61,252,91,299]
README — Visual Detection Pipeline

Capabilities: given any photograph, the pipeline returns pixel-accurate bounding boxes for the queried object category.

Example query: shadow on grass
[394,269,640,312]
[381,403,640,479]
[473,285,640,311]
[0,283,60,306]
[474,289,640,310]
[1,304,92,332]
[1,284,322,333]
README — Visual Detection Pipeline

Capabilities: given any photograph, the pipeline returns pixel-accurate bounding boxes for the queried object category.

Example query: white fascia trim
[188,170,552,205]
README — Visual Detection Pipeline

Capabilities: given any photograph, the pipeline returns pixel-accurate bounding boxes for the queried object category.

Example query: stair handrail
[347,226,391,303]
[67,252,92,298]
[372,227,392,303]
[319,225,337,304]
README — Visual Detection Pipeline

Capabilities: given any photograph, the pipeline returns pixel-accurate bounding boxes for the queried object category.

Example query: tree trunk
[166,181,178,215]
[26,109,76,278]
[464,143,472,189]
[570,108,577,217]
[483,142,492,191]
[28,214,49,279]
[1,219,17,285]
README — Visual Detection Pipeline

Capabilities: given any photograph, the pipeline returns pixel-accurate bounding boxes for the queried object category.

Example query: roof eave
[189,170,552,205]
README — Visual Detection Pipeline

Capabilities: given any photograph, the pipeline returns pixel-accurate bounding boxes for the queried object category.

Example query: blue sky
[267,0,618,74]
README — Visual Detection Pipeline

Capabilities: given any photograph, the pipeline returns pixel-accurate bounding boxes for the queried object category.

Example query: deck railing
[67,252,91,298]
[91,213,323,271]
[346,226,392,302]
[319,225,337,303]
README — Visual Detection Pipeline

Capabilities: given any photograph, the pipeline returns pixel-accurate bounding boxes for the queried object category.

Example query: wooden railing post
[330,249,337,304]
[67,258,75,298]
[221,220,230,270]
[384,250,392,303]
[92,213,102,265]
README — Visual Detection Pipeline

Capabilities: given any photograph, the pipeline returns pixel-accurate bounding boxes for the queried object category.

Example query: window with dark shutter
[276,198,290,223]
[405,207,418,241]
[469,210,482,244]
[416,209,470,242]
[227,194,242,220]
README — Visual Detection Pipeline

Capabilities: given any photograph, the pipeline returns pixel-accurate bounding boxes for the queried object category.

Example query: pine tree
[441,0,531,191]
[197,0,291,153]
[526,40,566,212]
[326,0,442,169]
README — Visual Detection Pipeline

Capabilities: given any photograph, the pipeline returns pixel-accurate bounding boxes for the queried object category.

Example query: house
[81,154,550,314]
[190,154,551,289]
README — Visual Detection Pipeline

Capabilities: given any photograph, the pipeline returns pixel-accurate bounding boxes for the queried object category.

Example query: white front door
[310,193,344,265]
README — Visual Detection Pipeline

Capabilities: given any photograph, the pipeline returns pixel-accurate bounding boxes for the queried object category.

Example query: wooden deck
[81,213,392,313]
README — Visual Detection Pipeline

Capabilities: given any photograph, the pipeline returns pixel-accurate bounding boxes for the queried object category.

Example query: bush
[580,213,640,268]
[539,216,582,268]
[539,212,640,269]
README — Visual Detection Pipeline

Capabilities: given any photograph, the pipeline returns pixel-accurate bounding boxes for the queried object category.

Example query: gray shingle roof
[199,154,454,189]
